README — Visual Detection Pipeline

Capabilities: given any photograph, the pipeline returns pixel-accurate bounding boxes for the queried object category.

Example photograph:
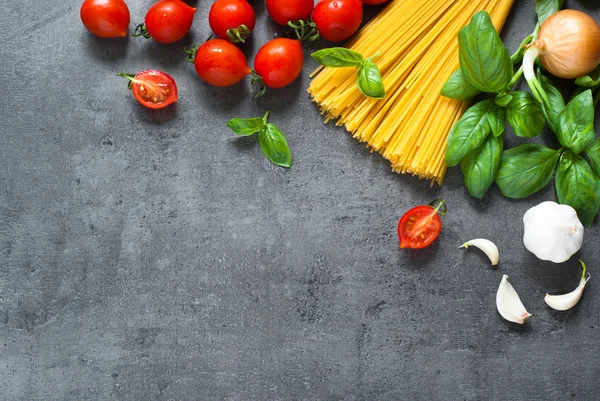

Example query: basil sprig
[311,48,385,99]
[556,151,600,226]
[227,110,292,168]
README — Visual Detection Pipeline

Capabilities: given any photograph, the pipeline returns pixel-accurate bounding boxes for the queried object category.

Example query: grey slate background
[2,0,600,400]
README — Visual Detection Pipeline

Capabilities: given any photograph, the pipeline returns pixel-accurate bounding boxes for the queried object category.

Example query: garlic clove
[460,238,499,266]
[496,275,532,324]
[545,259,590,311]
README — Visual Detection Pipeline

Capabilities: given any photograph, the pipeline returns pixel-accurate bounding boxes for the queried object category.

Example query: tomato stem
[184,44,200,63]
[117,72,136,90]
[251,71,266,97]
[428,199,447,216]
[132,23,150,39]
[286,20,320,42]
[226,25,252,44]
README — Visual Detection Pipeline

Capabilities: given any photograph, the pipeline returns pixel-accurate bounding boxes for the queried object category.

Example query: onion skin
[537,10,600,79]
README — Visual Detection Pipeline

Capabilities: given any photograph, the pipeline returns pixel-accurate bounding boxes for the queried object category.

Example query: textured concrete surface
[1,1,600,400]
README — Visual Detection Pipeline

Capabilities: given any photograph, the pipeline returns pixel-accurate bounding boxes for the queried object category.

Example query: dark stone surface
[1,1,600,400]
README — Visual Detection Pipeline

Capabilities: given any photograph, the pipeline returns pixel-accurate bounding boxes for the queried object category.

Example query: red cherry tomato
[137,0,196,44]
[397,200,446,249]
[80,0,130,38]
[312,0,363,42]
[191,39,252,86]
[254,38,304,89]
[362,0,391,4]
[266,0,314,26]
[209,0,256,43]
[118,70,178,109]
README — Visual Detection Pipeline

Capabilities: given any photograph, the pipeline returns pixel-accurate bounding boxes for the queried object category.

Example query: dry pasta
[308,0,515,185]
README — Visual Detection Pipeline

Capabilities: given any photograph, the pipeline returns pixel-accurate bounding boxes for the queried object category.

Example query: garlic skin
[523,201,584,263]
[496,275,532,324]
[545,260,590,311]
[537,10,600,79]
[460,238,499,266]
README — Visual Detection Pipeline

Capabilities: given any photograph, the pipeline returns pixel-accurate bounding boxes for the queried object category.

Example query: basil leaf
[557,89,595,154]
[311,47,364,67]
[227,117,265,136]
[356,61,385,99]
[487,103,505,137]
[574,65,600,88]
[461,134,503,199]
[496,144,560,198]
[538,74,565,132]
[458,11,513,93]
[445,100,494,167]
[441,68,481,101]
[535,0,564,25]
[505,91,545,137]
[258,124,292,168]
[556,151,600,226]
[495,94,513,107]
[585,137,600,177]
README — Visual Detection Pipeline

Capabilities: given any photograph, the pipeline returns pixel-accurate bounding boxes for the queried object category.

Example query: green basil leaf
[574,65,600,88]
[585,137,600,177]
[495,94,513,107]
[496,144,560,198]
[535,0,564,25]
[311,47,364,67]
[556,151,600,226]
[445,99,493,167]
[258,124,292,168]
[227,117,265,136]
[356,61,385,99]
[458,11,513,93]
[487,103,505,137]
[538,73,565,132]
[505,91,545,137]
[461,134,504,199]
[557,89,595,154]
[441,68,481,101]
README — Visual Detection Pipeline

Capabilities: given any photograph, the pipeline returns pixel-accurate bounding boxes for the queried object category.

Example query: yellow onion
[524,9,600,104]
[536,10,600,79]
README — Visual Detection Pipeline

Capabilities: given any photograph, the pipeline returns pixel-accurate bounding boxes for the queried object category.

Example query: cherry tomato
[135,0,196,44]
[266,0,314,26]
[362,0,391,4]
[191,39,252,87]
[397,200,446,249]
[209,0,256,43]
[80,0,130,38]
[254,38,304,89]
[312,0,363,42]
[118,70,178,109]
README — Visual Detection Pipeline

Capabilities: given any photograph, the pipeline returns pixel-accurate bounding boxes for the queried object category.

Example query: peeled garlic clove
[460,238,499,266]
[545,260,590,311]
[496,275,532,324]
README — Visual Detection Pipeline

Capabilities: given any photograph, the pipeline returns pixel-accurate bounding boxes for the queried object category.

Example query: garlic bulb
[536,10,600,79]
[523,201,584,263]
[545,260,590,311]
[496,275,532,324]
[460,238,499,266]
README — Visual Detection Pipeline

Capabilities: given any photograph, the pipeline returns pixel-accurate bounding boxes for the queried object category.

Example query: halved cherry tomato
[189,39,252,87]
[312,0,363,42]
[118,70,178,109]
[80,0,130,38]
[134,0,196,44]
[266,0,314,26]
[209,0,256,43]
[397,200,446,249]
[253,38,304,90]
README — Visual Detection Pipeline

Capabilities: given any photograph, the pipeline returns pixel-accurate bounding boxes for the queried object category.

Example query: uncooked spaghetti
[308,0,514,184]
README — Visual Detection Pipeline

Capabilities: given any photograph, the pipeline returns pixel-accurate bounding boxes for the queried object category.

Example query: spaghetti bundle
[308,0,514,184]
